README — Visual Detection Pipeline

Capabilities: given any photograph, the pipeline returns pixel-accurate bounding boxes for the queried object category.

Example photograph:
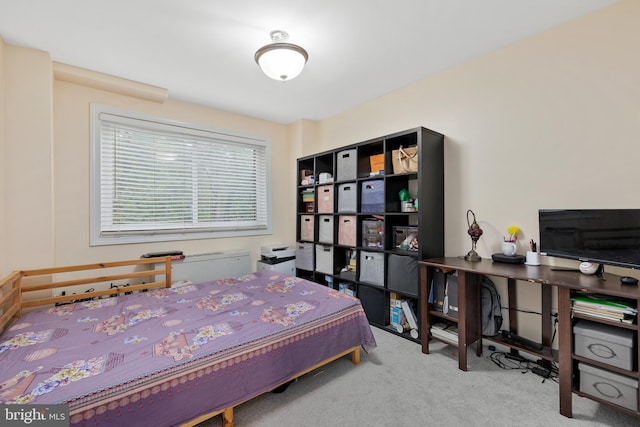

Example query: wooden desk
[419,257,640,419]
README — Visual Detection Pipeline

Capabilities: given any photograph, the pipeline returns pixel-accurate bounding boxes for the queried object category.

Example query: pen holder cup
[525,251,541,266]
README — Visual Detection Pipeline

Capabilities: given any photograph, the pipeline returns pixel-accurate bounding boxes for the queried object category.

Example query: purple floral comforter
[0,272,376,426]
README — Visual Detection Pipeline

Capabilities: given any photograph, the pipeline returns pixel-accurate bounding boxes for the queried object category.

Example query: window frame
[90,104,272,246]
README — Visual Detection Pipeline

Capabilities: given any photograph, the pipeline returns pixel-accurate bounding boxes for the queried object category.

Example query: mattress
[0,271,376,426]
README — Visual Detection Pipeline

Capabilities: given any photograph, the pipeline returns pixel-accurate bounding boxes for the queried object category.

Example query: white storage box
[359,250,384,287]
[579,363,638,411]
[315,244,334,275]
[336,149,357,181]
[574,320,635,370]
[318,215,334,244]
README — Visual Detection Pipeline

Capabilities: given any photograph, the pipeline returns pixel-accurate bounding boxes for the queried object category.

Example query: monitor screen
[538,209,640,270]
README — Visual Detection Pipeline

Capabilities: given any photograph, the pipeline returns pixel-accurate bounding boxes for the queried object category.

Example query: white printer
[260,244,296,260]
[257,245,296,275]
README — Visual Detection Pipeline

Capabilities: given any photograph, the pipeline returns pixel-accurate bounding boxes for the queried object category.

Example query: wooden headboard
[0,257,172,336]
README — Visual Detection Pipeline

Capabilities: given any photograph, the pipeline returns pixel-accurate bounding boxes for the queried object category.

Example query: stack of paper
[571,294,637,324]
[430,322,458,345]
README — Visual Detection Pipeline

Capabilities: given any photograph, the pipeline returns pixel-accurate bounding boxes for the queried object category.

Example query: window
[90,104,271,245]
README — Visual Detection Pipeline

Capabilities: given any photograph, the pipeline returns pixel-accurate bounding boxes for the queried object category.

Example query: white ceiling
[0,0,619,124]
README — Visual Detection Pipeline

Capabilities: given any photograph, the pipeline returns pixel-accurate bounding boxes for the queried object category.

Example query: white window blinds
[90,105,271,245]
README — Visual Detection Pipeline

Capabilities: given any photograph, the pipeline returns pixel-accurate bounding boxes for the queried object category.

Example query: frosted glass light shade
[255,43,308,82]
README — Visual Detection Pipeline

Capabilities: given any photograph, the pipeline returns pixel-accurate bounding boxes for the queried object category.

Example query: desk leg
[420,263,432,355]
[457,272,481,371]
[508,278,518,335]
[557,286,573,418]
[541,284,552,349]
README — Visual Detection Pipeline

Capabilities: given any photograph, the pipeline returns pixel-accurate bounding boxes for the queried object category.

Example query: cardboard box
[390,293,410,330]
[300,169,314,185]
[369,154,384,173]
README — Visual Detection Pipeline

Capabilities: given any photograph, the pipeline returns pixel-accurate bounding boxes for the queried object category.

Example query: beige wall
[1,1,639,340]
[303,0,640,340]
[0,38,4,271]
[52,81,295,268]
[0,44,295,274]
[2,44,55,272]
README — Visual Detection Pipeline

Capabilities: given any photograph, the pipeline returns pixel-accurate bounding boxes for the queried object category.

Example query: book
[571,294,637,312]
[430,322,458,344]
[571,293,637,324]
[402,301,418,330]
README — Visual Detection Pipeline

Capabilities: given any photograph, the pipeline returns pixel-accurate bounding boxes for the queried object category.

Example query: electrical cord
[488,351,559,383]
[488,318,560,383]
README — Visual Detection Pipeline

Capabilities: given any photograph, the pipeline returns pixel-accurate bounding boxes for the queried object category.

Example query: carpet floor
[197,327,638,426]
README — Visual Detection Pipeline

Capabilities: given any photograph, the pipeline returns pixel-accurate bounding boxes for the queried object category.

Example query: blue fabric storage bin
[361,180,384,213]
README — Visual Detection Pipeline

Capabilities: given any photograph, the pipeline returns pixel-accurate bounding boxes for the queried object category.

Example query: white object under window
[90,104,271,246]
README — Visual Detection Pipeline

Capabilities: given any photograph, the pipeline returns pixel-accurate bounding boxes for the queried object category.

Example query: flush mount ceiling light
[255,30,308,82]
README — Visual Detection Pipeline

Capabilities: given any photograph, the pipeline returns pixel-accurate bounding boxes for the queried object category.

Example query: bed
[0,257,376,426]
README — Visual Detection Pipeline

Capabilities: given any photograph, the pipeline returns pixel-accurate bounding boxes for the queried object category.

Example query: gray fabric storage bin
[315,244,334,275]
[318,215,334,244]
[337,183,357,213]
[574,320,635,370]
[387,254,419,296]
[361,180,384,213]
[295,242,314,271]
[336,149,357,181]
[579,363,638,411]
[359,250,384,287]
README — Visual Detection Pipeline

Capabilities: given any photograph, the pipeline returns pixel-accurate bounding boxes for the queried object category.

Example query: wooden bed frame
[0,257,362,427]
